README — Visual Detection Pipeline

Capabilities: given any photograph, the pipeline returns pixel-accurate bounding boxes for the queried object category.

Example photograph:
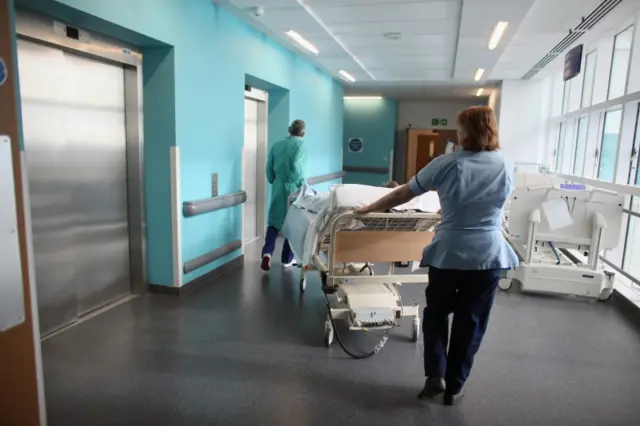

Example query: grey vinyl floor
[41,240,640,426]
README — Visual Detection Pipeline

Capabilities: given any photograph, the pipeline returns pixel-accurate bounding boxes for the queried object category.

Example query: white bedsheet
[282,184,440,266]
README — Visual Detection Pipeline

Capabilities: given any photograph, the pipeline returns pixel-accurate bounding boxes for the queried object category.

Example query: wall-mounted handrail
[183,191,247,217]
[183,240,242,274]
[343,165,389,174]
[307,171,345,185]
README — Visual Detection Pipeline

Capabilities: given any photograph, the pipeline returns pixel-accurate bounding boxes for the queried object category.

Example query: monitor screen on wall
[563,44,583,81]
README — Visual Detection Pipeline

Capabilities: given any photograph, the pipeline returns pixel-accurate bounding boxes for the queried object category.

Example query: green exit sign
[431,118,448,126]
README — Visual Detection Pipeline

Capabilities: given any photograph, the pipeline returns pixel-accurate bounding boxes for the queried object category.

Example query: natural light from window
[608,26,634,100]
[598,109,623,181]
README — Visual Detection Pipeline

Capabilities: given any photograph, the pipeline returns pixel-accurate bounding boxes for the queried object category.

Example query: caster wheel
[300,277,307,293]
[411,318,420,343]
[324,323,334,347]
[498,278,512,291]
[598,288,613,302]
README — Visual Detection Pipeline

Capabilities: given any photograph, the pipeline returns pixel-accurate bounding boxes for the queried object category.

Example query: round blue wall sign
[0,58,7,87]
[348,138,363,153]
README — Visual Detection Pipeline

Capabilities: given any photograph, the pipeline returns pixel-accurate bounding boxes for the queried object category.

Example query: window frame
[597,107,624,181]
[573,116,589,176]
[607,25,634,101]
[580,50,597,108]
[555,123,565,171]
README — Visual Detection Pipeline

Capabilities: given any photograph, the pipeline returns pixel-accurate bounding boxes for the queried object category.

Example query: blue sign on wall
[0,58,7,87]
[348,137,364,153]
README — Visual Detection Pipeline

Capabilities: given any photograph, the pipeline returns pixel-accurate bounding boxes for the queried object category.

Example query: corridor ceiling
[214,0,640,99]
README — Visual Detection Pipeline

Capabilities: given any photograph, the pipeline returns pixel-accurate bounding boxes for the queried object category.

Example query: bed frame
[300,211,440,348]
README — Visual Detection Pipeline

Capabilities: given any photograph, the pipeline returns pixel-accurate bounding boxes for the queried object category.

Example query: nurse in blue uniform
[356,106,518,406]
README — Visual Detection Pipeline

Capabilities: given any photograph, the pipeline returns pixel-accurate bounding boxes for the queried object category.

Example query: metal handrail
[182,191,247,217]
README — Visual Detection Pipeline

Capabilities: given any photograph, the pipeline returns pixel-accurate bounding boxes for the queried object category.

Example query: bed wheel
[498,278,512,291]
[411,316,420,343]
[324,316,334,347]
[300,277,307,293]
[598,287,613,302]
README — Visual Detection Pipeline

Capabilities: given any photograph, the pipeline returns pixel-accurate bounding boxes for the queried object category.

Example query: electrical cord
[324,292,389,360]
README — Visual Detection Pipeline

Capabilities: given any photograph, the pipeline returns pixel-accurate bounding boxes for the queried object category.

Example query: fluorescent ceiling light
[474,68,485,81]
[476,88,484,97]
[286,30,319,55]
[295,0,375,80]
[344,96,383,100]
[338,70,356,83]
[488,21,509,50]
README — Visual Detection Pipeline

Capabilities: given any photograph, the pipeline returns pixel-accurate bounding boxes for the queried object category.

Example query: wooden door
[435,129,458,152]
[405,129,441,180]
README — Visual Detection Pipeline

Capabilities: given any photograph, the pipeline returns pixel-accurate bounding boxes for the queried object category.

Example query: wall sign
[0,57,7,87]
[0,135,26,332]
[348,137,364,153]
[431,118,448,126]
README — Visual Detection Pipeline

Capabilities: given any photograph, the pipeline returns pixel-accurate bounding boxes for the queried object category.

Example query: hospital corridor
[2,0,640,425]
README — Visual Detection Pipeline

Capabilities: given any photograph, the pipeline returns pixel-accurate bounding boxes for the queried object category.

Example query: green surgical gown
[266,136,306,230]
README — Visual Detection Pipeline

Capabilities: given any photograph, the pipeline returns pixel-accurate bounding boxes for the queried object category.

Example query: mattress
[283,184,441,266]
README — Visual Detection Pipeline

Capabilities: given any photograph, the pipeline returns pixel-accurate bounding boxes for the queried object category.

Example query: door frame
[15,10,147,313]
[242,89,268,247]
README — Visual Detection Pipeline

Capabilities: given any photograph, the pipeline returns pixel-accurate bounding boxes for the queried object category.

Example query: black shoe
[417,378,445,400]
[443,389,465,406]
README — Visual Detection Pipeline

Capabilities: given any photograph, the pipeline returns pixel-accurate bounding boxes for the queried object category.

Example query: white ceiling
[214,0,640,99]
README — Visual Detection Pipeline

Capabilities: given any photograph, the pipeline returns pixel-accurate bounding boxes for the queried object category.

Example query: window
[581,51,596,108]
[598,108,623,181]
[562,81,571,114]
[626,105,640,185]
[608,26,634,100]
[573,117,588,175]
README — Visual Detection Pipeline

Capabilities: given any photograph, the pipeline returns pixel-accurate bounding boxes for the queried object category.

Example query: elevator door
[18,39,131,335]
[243,98,259,243]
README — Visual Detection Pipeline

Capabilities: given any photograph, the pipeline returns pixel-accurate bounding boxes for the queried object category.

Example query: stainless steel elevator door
[18,39,131,335]
[243,98,259,242]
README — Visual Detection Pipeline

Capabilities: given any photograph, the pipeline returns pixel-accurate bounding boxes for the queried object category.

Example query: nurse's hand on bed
[354,205,373,215]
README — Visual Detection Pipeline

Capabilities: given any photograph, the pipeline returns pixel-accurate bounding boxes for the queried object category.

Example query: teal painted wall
[13,0,344,286]
[343,99,397,186]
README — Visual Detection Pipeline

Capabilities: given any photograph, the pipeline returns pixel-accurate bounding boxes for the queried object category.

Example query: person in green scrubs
[261,120,307,271]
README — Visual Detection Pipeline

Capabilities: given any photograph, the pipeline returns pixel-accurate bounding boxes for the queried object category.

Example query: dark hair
[456,106,500,152]
[289,119,306,137]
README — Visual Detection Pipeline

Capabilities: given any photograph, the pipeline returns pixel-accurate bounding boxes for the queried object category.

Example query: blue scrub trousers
[261,226,294,264]
[423,267,500,395]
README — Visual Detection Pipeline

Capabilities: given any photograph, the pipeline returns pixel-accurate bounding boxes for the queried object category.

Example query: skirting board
[149,255,244,297]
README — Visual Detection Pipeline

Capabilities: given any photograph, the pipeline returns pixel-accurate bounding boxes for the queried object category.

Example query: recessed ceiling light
[474,68,485,81]
[488,21,508,50]
[344,96,383,100]
[286,30,319,55]
[476,88,484,97]
[339,70,356,83]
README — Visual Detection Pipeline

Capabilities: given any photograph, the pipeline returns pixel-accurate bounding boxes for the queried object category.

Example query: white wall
[498,79,553,165]
[397,99,484,130]
[488,85,502,118]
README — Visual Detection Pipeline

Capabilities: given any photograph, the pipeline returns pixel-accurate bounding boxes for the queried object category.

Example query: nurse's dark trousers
[423,267,500,395]
[261,226,294,264]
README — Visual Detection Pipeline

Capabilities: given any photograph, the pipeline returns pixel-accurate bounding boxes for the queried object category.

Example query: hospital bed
[501,180,623,300]
[283,184,440,358]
